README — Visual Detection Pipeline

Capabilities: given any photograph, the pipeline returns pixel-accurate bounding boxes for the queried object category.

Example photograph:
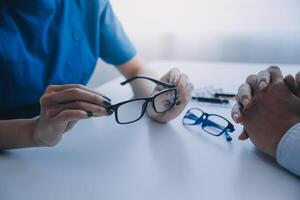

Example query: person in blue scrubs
[0,0,193,149]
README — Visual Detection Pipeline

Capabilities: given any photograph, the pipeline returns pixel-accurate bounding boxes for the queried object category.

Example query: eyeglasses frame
[182,108,235,141]
[106,76,178,124]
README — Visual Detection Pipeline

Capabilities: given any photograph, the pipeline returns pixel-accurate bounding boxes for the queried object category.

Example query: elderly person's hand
[231,66,300,157]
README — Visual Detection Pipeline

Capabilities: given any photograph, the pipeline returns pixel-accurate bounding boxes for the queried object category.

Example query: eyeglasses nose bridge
[145,97,153,103]
[142,99,150,110]
[202,113,209,120]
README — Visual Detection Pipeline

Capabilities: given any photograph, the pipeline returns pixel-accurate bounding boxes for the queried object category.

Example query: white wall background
[89,0,300,87]
[111,0,300,32]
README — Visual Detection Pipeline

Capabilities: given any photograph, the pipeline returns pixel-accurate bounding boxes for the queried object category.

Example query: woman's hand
[33,84,111,147]
[147,68,193,123]
[117,56,193,123]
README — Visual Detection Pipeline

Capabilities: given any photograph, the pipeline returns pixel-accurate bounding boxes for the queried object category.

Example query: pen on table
[213,93,236,98]
[192,96,230,104]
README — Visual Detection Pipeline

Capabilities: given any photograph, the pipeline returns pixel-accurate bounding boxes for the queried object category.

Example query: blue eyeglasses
[182,108,235,142]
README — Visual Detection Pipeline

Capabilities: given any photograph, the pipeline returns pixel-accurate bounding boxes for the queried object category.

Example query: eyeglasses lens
[117,99,146,123]
[153,89,177,113]
[202,115,229,136]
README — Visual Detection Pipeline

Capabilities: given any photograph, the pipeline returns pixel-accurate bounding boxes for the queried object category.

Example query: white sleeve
[276,123,300,176]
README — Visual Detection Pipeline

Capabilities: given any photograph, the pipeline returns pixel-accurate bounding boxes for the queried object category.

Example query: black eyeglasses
[182,108,235,141]
[106,76,177,124]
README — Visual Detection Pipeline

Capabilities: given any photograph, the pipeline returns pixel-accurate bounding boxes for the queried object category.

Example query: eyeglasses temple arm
[120,76,175,88]
[224,132,232,141]
[205,120,234,133]
[183,112,205,125]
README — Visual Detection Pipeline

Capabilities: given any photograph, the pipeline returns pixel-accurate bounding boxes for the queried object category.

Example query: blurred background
[89,0,300,87]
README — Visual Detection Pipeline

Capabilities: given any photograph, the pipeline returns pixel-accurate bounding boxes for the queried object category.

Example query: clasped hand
[232,66,300,157]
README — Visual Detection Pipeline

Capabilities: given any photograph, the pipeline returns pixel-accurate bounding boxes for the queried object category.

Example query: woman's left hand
[147,68,193,123]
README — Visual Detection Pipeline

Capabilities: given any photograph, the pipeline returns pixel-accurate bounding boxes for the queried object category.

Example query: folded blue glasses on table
[183,108,235,142]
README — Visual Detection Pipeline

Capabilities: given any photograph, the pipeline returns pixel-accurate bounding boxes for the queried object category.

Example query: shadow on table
[147,120,192,186]
[252,148,300,179]
[0,150,17,158]
[183,125,234,153]
[233,147,300,200]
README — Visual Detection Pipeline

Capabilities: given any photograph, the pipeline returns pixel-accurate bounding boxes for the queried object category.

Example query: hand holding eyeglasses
[33,84,112,147]
[147,68,194,123]
[105,68,193,124]
[30,68,193,147]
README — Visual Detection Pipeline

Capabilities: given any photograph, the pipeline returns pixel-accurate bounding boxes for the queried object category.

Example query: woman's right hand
[33,84,111,147]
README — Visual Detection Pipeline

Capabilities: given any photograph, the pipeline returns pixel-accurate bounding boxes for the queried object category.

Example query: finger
[246,74,259,95]
[267,65,283,83]
[46,88,111,106]
[54,110,90,123]
[296,71,300,96]
[154,69,181,92]
[236,83,252,109]
[177,74,188,93]
[154,84,164,92]
[64,121,78,132]
[238,129,249,141]
[296,71,300,85]
[231,103,243,123]
[185,83,194,97]
[48,101,110,117]
[257,70,271,90]
[45,85,111,102]
[284,75,298,95]
[176,74,189,103]
[177,83,193,105]
[161,68,181,84]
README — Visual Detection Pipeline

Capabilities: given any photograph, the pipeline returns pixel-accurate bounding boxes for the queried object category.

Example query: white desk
[1,61,300,200]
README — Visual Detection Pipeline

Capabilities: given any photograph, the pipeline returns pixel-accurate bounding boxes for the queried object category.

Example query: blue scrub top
[0,0,136,119]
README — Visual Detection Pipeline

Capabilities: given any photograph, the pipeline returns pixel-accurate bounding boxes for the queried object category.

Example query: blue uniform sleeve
[99,1,136,66]
[276,123,300,176]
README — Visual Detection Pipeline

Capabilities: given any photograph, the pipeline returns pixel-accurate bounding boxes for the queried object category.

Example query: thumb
[284,74,298,95]
[239,128,249,141]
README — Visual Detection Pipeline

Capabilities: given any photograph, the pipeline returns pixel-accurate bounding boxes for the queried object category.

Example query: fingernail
[259,81,267,90]
[106,108,114,115]
[233,113,240,122]
[103,100,111,107]
[242,98,249,108]
[238,134,246,141]
[103,95,111,102]
[86,111,93,117]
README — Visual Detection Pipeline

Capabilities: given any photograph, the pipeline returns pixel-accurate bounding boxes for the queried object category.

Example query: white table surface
[1,61,300,200]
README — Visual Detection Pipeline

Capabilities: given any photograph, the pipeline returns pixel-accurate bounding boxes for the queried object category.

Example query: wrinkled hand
[232,67,300,138]
[147,68,193,123]
[231,66,300,157]
[33,85,111,147]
